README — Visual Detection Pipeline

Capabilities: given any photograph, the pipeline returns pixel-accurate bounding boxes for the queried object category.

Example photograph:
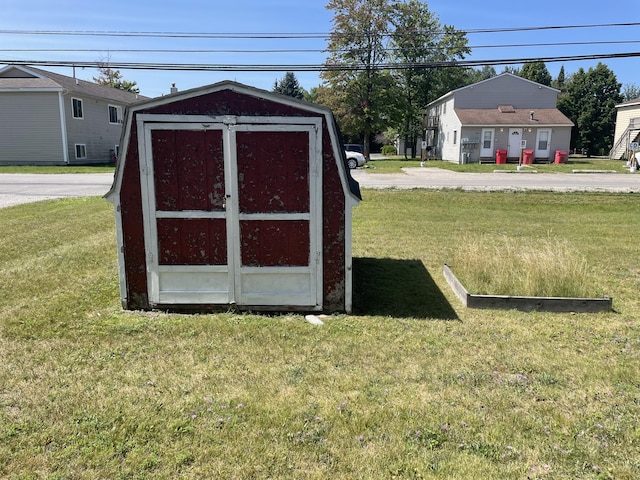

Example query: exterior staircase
[610,118,640,160]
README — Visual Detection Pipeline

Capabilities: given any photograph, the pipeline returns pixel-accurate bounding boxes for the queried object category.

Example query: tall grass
[451,234,602,297]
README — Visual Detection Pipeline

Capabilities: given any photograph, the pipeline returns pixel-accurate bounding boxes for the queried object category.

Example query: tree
[622,83,640,101]
[519,61,552,86]
[93,63,139,93]
[558,63,622,156]
[273,72,305,99]
[388,0,469,157]
[552,65,566,91]
[321,0,394,156]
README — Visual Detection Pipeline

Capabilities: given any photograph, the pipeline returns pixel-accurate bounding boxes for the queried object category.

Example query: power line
[1,22,639,39]
[4,51,640,72]
[2,39,640,55]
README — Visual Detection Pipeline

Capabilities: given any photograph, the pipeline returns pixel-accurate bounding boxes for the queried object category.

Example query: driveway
[351,167,640,193]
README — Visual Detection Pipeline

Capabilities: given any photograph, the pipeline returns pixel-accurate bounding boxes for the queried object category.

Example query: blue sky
[2,0,639,98]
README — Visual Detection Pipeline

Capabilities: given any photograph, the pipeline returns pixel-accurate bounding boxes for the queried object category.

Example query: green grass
[0,164,116,174]
[367,156,628,174]
[1,192,639,479]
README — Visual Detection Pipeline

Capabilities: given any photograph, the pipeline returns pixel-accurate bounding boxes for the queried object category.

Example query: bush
[381,145,397,156]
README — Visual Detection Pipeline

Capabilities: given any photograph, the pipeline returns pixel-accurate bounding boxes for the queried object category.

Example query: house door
[480,128,495,158]
[138,117,322,309]
[508,128,523,158]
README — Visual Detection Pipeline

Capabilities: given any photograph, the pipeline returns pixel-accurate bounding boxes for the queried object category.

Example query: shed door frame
[137,114,323,309]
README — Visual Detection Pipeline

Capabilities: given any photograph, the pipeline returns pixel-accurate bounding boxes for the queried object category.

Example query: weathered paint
[108,82,360,312]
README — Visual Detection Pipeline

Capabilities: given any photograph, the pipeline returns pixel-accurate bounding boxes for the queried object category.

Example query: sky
[1,0,639,98]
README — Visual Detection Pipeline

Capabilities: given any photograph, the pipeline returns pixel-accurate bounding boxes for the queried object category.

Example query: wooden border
[443,264,612,313]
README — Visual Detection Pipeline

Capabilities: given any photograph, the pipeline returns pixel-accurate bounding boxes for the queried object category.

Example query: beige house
[610,97,640,160]
[0,65,144,165]
[424,73,573,164]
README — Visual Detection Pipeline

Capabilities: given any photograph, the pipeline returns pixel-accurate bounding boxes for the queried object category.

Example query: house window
[108,105,122,124]
[72,98,83,119]
[75,144,87,159]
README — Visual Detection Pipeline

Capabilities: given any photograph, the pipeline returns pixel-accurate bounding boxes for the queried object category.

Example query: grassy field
[367,156,629,174]
[1,191,639,479]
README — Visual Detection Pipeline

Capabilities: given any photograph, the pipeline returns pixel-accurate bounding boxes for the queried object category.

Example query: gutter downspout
[57,90,69,164]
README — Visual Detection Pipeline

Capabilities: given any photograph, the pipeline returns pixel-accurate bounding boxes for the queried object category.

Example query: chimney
[170,83,178,94]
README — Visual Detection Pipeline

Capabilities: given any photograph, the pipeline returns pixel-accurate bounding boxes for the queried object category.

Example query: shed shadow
[352,257,459,320]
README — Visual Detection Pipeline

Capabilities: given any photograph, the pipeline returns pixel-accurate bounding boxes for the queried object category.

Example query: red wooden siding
[236,131,309,214]
[240,220,309,267]
[157,218,227,265]
[153,129,225,211]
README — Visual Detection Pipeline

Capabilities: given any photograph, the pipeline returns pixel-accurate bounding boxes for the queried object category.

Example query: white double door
[138,115,323,309]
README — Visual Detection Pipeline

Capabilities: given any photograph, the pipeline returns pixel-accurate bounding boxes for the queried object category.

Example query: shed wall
[117,89,348,312]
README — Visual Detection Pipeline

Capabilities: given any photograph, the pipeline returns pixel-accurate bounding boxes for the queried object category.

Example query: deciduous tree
[389,0,469,157]
[519,61,552,86]
[93,63,139,93]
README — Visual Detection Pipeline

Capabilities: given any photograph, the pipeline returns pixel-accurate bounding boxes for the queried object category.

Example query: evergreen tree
[272,72,305,99]
[519,61,552,86]
[552,65,566,91]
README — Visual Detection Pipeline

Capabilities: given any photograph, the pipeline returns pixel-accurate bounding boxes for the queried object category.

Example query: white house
[610,97,640,160]
[0,65,144,165]
[424,73,573,164]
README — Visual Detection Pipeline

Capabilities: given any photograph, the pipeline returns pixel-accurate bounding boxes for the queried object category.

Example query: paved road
[1,168,638,209]
[352,167,640,193]
[0,173,115,208]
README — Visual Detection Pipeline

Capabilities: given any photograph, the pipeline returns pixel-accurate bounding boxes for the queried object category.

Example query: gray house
[425,73,573,164]
[0,65,144,165]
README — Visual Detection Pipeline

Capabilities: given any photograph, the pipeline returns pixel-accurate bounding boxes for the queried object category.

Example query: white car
[345,150,366,169]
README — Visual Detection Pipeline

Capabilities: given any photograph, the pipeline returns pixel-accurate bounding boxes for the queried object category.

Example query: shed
[105,81,361,313]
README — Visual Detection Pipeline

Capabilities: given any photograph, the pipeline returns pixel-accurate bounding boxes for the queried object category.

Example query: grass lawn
[367,156,628,174]
[0,164,116,174]
[1,191,639,479]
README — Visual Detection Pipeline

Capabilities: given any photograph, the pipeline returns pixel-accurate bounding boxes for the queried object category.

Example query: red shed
[106,81,361,313]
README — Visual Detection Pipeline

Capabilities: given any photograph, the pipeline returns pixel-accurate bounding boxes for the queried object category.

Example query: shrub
[381,145,397,156]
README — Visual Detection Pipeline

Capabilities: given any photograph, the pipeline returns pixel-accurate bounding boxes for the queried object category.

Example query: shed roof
[107,80,361,202]
[455,107,574,126]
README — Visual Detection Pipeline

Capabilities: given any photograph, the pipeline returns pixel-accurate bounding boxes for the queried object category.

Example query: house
[424,73,573,164]
[610,97,640,160]
[105,80,361,313]
[0,65,144,165]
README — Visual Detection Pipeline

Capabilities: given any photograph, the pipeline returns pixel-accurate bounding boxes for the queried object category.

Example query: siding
[454,75,558,109]
[64,94,124,163]
[0,92,64,164]
[439,101,462,162]
[613,104,640,147]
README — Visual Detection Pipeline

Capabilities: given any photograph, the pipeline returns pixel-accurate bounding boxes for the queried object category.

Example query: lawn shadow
[352,257,459,320]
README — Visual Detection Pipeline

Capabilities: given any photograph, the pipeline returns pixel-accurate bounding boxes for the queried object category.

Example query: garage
[106,81,361,313]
